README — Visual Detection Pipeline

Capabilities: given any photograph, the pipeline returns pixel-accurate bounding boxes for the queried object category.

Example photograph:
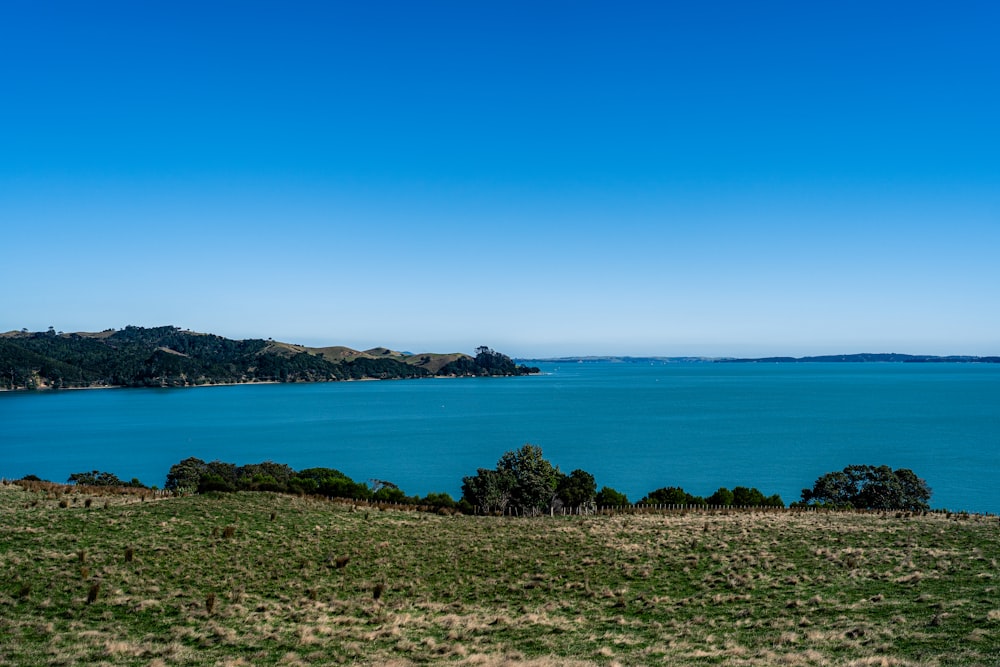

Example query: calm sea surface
[2,362,998,513]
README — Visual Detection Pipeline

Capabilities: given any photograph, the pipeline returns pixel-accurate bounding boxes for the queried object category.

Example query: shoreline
[0,373,520,393]
[0,380,283,393]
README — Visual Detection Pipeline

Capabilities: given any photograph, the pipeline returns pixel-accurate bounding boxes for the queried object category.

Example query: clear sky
[2,1,998,357]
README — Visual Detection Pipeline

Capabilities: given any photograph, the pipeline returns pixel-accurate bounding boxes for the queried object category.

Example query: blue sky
[2,1,998,357]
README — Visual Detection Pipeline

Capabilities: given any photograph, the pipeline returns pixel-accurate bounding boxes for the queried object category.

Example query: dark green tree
[68,470,126,486]
[165,457,208,493]
[421,492,457,509]
[461,467,515,514]
[763,494,785,507]
[461,444,563,515]
[800,465,931,510]
[732,486,766,506]
[497,444,562,515]
[595,486,630,507]
[239,461,295,492]
[556,469,597,510]
[292,467,370,499]
[707,487,734,506]
[641,486,703,505]
[370,479,407,503]
[199,461,239,492]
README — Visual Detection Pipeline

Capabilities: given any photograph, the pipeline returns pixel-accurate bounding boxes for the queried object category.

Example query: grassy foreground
[1,483,998,666]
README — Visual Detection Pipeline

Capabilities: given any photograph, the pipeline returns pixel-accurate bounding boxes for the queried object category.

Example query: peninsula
[0,326,538,390]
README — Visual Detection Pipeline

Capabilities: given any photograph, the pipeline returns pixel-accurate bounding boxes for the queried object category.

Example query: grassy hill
[2,481,997,666]
[402,352,469,374]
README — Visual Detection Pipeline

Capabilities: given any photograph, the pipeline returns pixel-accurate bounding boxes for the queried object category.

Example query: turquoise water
[2,362,998,513]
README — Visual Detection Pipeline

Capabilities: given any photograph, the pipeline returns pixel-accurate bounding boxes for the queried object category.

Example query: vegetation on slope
[1,481,997,666]
[0,327,537,389]
[439,346,537,377]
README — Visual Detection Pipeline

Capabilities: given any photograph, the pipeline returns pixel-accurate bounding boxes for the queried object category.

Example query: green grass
[1,482,998,666]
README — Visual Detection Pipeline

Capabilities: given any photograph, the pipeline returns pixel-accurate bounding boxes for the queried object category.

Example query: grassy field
[2,482,998,666]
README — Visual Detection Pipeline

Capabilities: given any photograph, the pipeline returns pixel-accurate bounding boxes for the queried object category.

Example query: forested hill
[0,327,538,390]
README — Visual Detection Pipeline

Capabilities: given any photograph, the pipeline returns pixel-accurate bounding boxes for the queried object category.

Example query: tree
[732,486,765,506]
[240,461,295,492]
[198,461,239,492]
[707,487,734,506]
[293,467,370,499]
[461,467,515,514]
[595,486,629,507]
[801,470,855,507]
[461,444,563,515]
[68,470,125,486]
[557,469,597,510]
[763,494,785,507]
[893,468,932,510]
[800,465,931,511]
[371,479,407,503]
[373,486,407,503]
[641,486,687,505]
[165,457,208,493]
[640,486,704,505]
[421,492,457,509]
[498,444,562,515]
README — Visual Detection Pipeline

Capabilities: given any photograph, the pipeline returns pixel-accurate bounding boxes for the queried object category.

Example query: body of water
[2,362,998,513]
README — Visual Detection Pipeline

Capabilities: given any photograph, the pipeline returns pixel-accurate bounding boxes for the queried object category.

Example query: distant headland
[718,353,1000,364]
[0,326,538,390]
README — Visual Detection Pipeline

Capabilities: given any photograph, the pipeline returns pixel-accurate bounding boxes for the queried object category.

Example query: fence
[4,478,993,520]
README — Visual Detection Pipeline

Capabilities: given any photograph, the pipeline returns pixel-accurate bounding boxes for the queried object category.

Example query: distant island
[517,356,716,364]
[519,353,1000,364]
[0,326,538,390]
[716,353,1000,364]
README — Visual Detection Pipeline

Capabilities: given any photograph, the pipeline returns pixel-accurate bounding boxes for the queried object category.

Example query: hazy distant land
[520,353,1000,364]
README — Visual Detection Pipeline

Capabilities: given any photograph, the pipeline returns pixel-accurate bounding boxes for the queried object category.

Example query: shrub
[68,470,125,486]
[595,486,630,507]
[421,492,457,509]
[707,487,734,506]
[641,486,704,506]
[557,469,597,509]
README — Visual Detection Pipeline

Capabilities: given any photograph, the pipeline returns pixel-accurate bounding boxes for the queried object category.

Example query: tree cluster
[638,485,784,507]
[460,444,598,516]
[67,470,147,488]
[162,457,457,508]
[439,346,538,377]
[796,465,931,511]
